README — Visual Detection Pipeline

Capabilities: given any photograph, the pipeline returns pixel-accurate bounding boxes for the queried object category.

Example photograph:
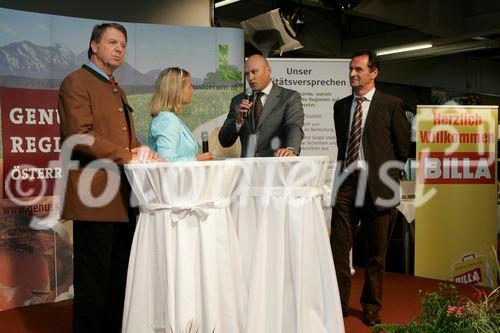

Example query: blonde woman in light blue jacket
[148,67,213,162]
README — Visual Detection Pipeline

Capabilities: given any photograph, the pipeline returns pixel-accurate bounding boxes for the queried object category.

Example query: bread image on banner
[0,213,73,310]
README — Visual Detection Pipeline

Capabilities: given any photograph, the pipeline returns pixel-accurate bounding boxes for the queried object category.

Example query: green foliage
[373,249,500,333]
[218,44,229,70]
[372,284,500,333]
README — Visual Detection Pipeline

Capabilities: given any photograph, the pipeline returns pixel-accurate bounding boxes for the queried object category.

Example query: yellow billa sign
[415,105,498,287]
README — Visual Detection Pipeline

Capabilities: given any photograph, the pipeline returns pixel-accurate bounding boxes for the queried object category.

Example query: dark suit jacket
[334,89,410,208]
[58,66,140,222]
[219,84,304,157]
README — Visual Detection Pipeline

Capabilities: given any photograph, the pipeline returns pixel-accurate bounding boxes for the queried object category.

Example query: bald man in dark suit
[219,54,304,157]
[330,50,410,326]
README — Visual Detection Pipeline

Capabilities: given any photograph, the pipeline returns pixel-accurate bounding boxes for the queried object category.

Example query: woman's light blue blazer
[148,111,199,162]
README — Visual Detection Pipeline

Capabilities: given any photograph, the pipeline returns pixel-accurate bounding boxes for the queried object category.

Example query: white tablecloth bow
[122,161,246,333]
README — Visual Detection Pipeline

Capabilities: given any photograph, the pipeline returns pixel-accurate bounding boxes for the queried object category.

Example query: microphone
[201,131,209,153]
[244,86,253,100]
[243,87,254,119]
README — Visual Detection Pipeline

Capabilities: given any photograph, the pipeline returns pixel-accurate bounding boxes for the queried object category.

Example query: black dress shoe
[362,311,381,327]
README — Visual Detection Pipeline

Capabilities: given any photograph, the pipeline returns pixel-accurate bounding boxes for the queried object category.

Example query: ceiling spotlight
[320,0,363,11]
[337,0,363,10]
[279,1,305,36]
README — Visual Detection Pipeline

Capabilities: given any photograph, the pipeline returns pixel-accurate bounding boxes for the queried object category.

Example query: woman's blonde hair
[149,67,191,117]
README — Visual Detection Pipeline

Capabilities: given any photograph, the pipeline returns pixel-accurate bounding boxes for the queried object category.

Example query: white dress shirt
[236,81,273,131]
[346,87,376,170]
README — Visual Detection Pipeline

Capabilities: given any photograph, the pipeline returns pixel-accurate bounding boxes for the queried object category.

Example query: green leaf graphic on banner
[217,44,242,81]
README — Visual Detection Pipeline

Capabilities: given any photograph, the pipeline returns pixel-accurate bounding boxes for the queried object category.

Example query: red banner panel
[418,151,495,184]
[1,87,61,200]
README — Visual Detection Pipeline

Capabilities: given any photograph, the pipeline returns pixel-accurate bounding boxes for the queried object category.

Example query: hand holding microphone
[236,87,254,125]
[243,87,253,119]
[201,131,209,153]
[196,131,213,161]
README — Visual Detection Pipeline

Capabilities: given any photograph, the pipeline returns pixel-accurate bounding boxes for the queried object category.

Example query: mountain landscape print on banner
[0,6,244,147]
[0,41,157,91]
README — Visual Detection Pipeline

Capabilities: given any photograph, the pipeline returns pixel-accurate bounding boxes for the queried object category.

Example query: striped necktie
[345,97,365,168]
[254,91,264,127]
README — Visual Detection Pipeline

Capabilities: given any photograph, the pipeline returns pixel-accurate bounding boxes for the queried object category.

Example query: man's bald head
[245,54,272,91]
[246,54,269,67]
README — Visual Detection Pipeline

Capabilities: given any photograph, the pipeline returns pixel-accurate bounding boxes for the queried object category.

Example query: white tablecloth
[231,156,344,333]
[122,157,344,333]
[122,161,246,333]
